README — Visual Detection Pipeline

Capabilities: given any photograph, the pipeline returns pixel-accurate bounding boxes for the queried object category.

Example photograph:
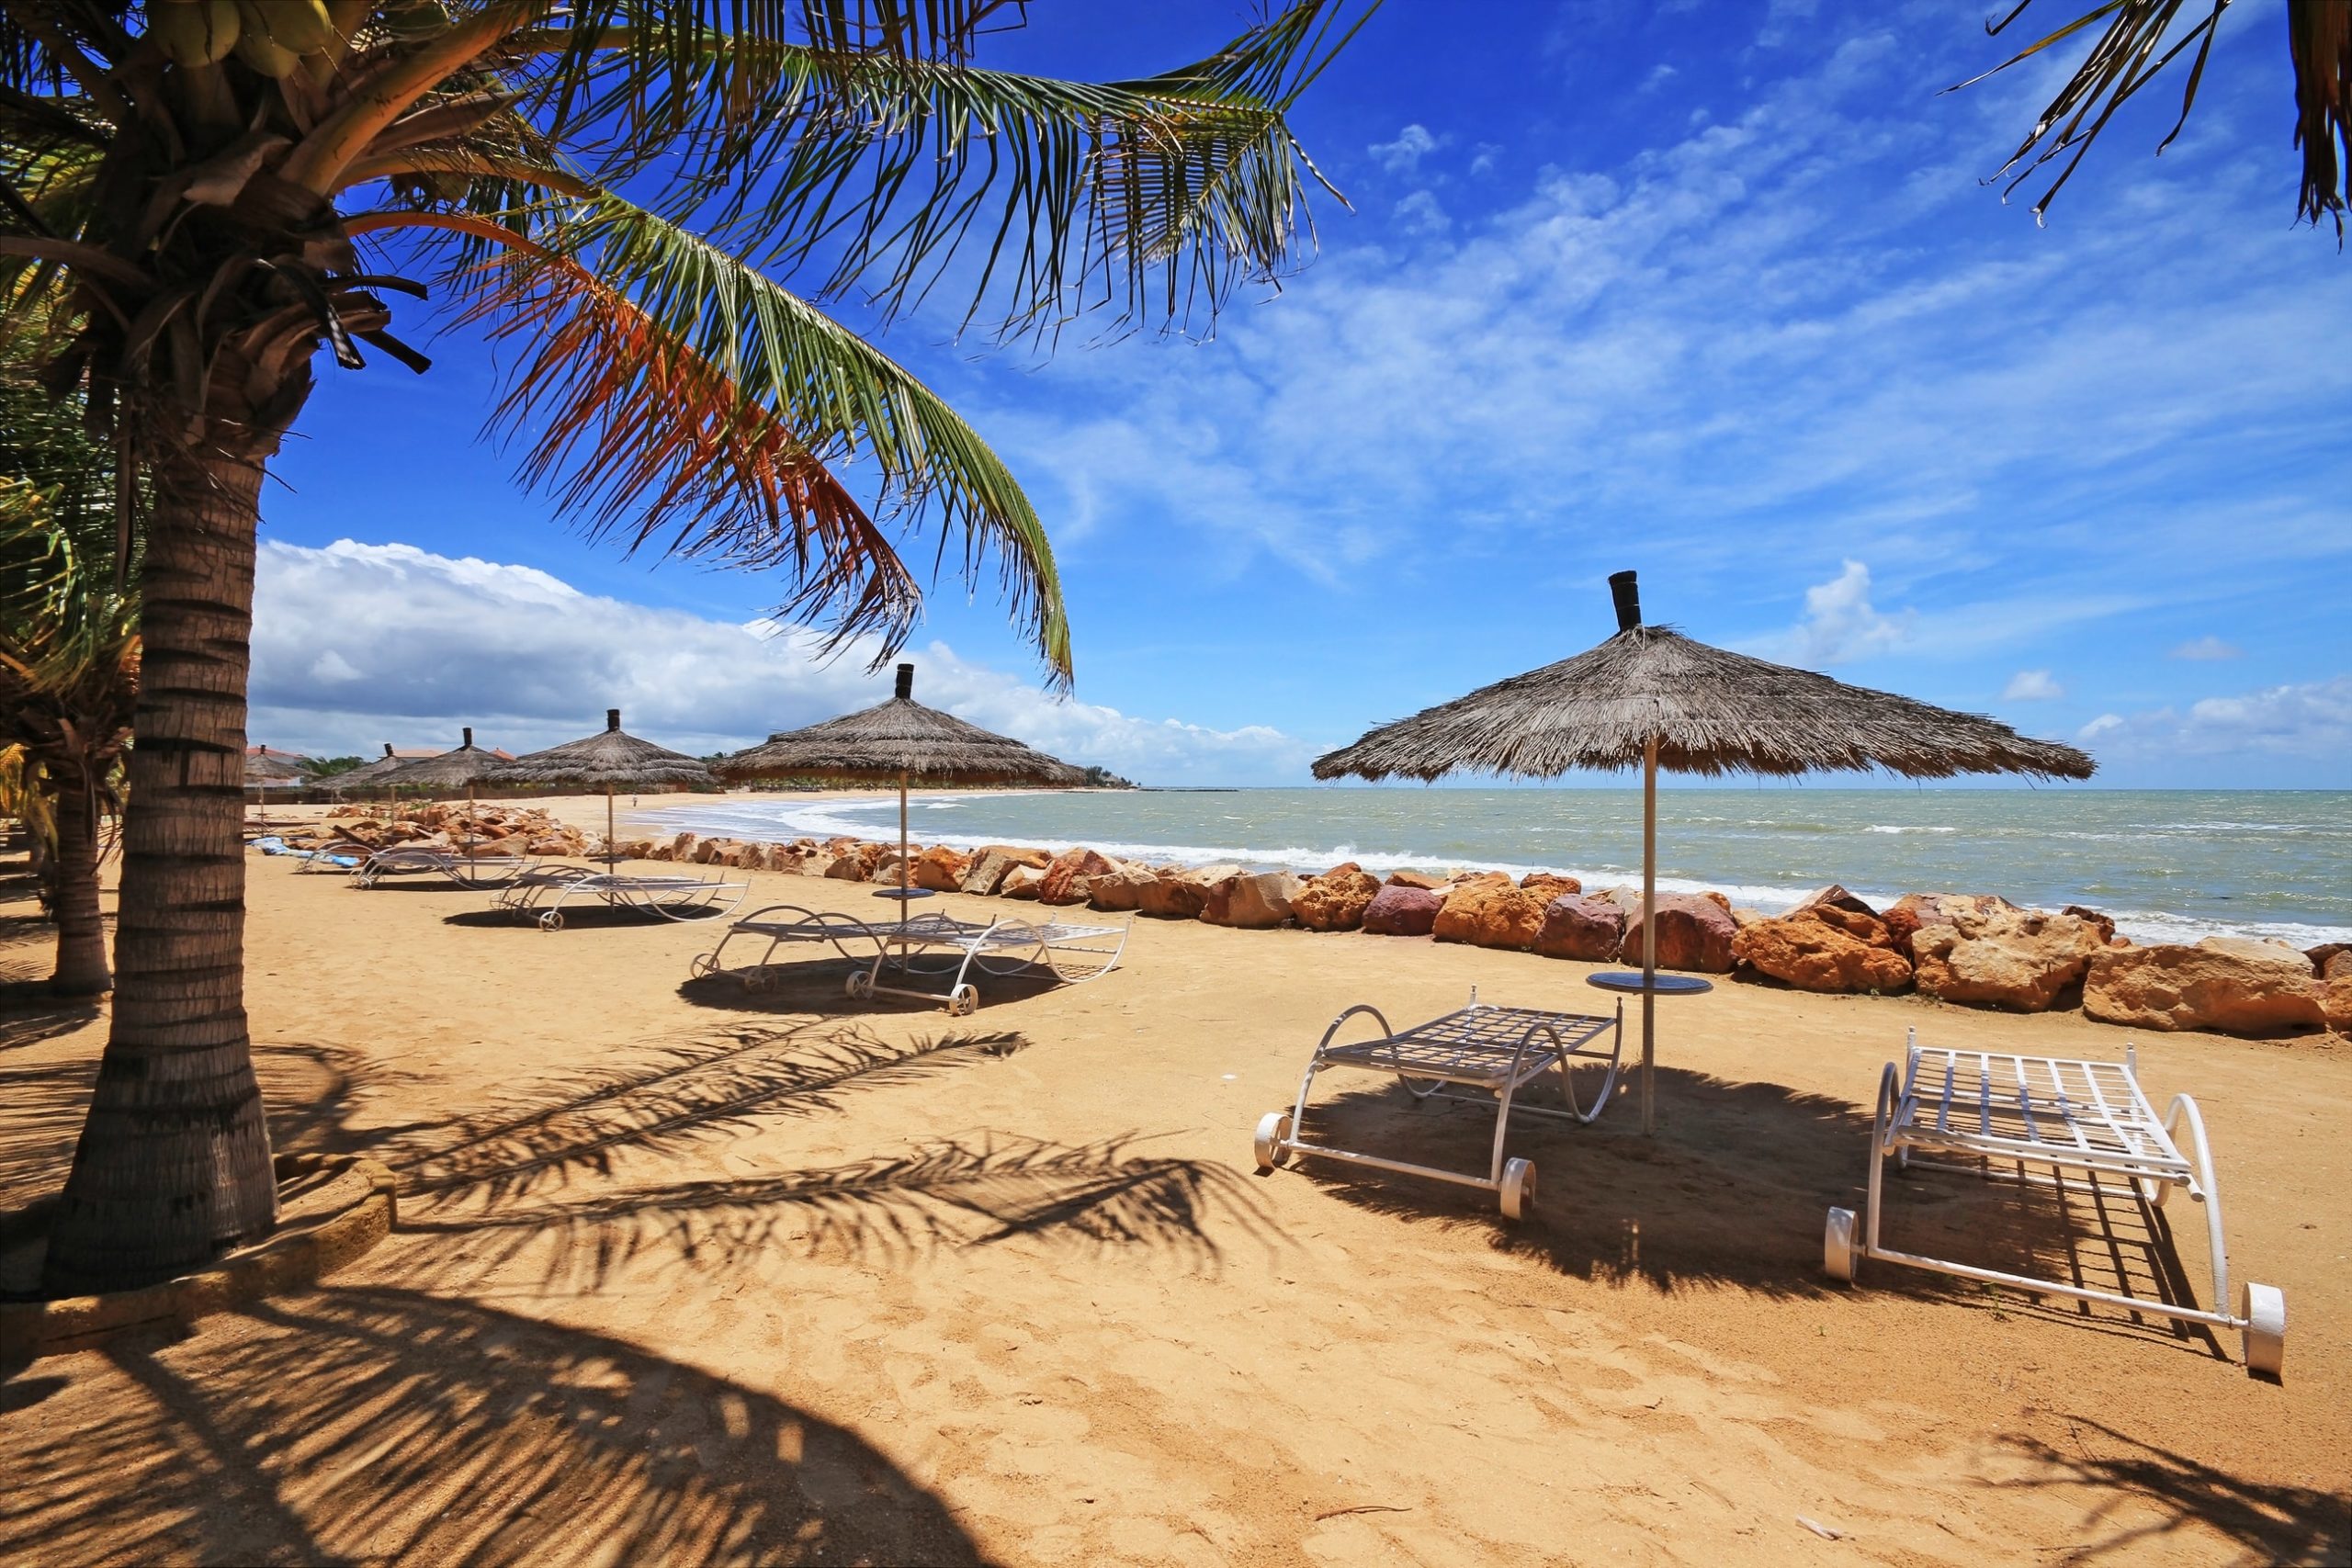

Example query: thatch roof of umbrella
[716,664,1089,786]
[379,728,508,792]
[1314,579,2094,784]
[322,743,412,793]
[245,747,309,784]
[490,710,716,791]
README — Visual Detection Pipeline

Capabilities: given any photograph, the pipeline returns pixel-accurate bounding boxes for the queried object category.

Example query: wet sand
[1,805,2346,1565]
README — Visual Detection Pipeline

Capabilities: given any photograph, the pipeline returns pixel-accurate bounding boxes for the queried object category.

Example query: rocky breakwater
[1731,886,1912,995]
[601,825,2346,1040]
[2085,938,2332,1036]
[301,804,591,858]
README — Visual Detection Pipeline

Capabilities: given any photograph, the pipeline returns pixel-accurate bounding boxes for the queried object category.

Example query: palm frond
[1957,0,2347,237]
[2288,0,2350,234]
[365,186,1070,680]
[521,0,1367,339]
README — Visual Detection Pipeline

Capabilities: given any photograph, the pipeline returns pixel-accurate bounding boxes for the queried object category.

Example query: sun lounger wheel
[1498,1157,1535,1220]
[1253,1111,1294,1173]
[844,970,873,1000]
[537,910,564,932]
[1823,1206,1858,1283]
[688,953,717,978]
[2242,1282,2285,1378]
[947,984,979,1018]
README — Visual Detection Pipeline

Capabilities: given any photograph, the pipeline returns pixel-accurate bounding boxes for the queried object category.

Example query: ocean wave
[1863,825,1957,835]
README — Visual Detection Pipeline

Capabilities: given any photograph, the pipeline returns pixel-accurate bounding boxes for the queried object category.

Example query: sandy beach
[3,797,2346,1565]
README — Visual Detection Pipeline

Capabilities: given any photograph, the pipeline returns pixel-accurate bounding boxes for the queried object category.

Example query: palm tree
[1962,0,2349,236]
[2,285,136,998]
[0,476,138,997]
[0,1,1369,1291]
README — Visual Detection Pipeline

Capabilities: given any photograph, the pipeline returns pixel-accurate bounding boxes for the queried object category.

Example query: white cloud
[1638,63,1678,93]
[2002,669,2063,700]
[2072,677,2352,762]
[2170,635,2244,660]
[247,540,1311,784]
[1368,123,1441,175]
[1392,189,1451,236]
[1469,142,1501,177]
[1784,560,1914,667]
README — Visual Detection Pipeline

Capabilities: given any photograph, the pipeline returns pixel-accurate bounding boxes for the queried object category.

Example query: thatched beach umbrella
[379,728,510,863]
[715,663,1088,908]
[323,743,412,805]
[489,710,716,867]
[1314,570,2096,1134]
[245,746,308,827]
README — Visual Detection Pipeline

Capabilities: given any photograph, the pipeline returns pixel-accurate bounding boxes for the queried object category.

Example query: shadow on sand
[0,1286,994,1564]
[1292,1066,2237,1357]
[1996,1416,2349,1566]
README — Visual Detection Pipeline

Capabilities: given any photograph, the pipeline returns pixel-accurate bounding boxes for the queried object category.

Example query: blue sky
[253,0,2351,786]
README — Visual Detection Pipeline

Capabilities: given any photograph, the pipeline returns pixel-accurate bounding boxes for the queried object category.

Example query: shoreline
[594,787,2352,952]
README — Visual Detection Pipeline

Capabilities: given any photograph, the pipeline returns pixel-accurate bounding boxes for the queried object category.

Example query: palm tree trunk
[41,448,277,1293]
[46,763,110,995]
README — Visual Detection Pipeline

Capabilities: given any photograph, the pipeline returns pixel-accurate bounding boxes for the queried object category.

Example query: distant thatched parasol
[244,746,308,784]
[323,744,412,796]
[379,727,505,795]
[716,663,1087,907]
[245,746,309,828]
[489,710,716,866]
[1315,570,2096,1134]
[378,728,513,865]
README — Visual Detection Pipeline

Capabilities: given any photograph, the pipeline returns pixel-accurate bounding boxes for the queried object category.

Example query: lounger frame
[1254,989,1623,1219]
[494,868,748,930]
[1824,1029,2286,1375]
[690,905,1131,1015]
[351,846,536,889]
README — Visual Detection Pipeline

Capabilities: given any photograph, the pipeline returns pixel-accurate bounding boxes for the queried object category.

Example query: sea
[638,788,2352,951]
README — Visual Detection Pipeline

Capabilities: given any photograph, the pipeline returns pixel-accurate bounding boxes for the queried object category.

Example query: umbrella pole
[607,784,617,871]
[1641,733,1658,1136]
[898,769,910,925]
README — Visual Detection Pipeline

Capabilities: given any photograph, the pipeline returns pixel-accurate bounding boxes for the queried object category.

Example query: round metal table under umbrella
[1313,570,2096,1135]
[378,728,508,867]
[485,710,716,867]
[713,662,1088,911]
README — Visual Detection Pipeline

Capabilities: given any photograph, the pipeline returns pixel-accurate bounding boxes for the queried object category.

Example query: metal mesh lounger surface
[351,846,535,889]
[1824,1030,2286,1375]
[690,906,1131,1015]
[493,869,748,930]
[1254,991,1624,1219]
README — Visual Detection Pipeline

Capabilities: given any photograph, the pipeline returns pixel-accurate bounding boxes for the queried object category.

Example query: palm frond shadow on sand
[1294,1066,2234,1352]
[1995,1416,2349,1567]
[0,1287,991,1566]
[402,1132,1273,1292]
[383,1020,1021,1206]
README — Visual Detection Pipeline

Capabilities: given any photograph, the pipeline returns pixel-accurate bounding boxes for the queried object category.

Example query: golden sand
[1,794,2345,1564]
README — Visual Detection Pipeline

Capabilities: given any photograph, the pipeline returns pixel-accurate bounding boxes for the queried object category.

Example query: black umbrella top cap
[895,662,915,700]
[1609,570,1642,632]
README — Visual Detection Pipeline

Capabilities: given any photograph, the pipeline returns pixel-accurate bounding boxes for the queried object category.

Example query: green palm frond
[526,0,1369,338]
[1958,0,2349,237]
[365,185,1069,681]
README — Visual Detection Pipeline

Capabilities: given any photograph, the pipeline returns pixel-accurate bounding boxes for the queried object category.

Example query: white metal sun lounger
[1254,989,1624,1219]
[494,868,748,930]
[350,845,535,889]
[1824,1030,2286,1376]
[690,905,1131,1015]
